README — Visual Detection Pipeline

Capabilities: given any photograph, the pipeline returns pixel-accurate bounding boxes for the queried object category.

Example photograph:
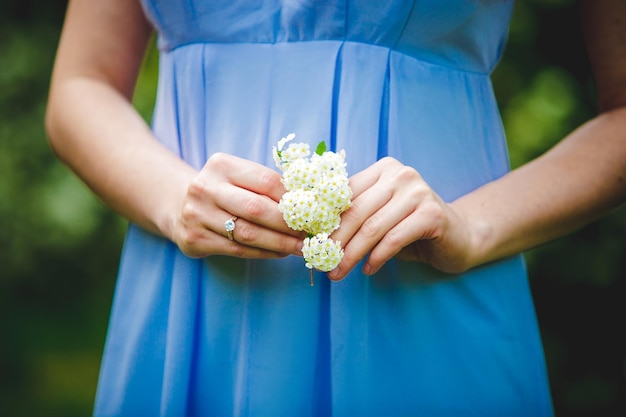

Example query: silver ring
[224,215,237,241]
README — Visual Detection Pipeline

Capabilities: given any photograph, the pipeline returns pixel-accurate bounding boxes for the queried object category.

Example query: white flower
[278,189,318,232]
[282,142,311,164]
[302,233,344,272]
[273,132,296,170]
[277,132,296,150]
[281,158,320,191]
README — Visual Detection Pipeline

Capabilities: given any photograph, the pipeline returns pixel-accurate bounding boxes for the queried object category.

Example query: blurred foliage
[1,1,126,416]
[1,0,625,416]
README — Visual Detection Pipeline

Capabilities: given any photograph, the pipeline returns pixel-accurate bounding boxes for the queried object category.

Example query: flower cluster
[301,233,344,272]
[273,133,352,284]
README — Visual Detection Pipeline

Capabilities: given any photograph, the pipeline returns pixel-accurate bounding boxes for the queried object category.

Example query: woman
[46,0,625,416]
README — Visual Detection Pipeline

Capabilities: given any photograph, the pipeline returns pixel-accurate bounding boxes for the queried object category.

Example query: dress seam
[160,39,492,76]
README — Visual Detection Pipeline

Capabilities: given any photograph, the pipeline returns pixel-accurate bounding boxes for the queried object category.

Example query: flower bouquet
[273,133,352,285]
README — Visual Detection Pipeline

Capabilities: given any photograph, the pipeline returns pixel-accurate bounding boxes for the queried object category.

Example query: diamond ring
[224,215,237,241]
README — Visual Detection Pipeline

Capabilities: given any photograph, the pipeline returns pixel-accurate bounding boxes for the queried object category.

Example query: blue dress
[94,1,554,416]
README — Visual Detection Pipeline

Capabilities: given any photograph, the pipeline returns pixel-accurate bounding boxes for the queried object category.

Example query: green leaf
[315,141,327,156]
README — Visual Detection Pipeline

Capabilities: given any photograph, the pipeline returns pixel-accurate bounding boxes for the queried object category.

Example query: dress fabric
[94,1,554,416]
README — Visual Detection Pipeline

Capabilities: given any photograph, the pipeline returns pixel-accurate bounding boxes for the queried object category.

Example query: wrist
[156,169,196,243]
[448,200,495,271]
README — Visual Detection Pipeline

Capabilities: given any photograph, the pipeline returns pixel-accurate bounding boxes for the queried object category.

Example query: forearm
[454,105,626,268]
[46,77,197,238]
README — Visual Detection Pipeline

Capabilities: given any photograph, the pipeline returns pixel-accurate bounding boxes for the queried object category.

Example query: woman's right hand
[171,152,305,259]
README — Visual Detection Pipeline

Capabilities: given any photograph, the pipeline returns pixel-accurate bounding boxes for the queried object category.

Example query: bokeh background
[1,0,625,415]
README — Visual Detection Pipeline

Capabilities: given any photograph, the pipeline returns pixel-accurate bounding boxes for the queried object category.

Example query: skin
[46,0,626,281]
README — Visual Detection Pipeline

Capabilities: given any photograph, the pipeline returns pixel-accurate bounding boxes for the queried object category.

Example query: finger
[218,215,304,256]
[208,152,287,202]
[331,190,391,247]
[191,170,298,237]
[223,243,291,260]
[331,170,396,247]
[207,155,302,236]
[215,184,303,237]
[176,214,293,259]
[365,196,448,274]
[328,192,414,280]
[347,157,402,198]
[363,214,433,275]
[187,234,292,259]
[345,161,385,200]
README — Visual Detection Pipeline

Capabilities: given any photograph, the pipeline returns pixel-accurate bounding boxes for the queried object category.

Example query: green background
[1,1,625,415]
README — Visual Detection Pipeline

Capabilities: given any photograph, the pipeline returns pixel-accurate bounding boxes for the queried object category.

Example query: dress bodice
[139,0,514,73]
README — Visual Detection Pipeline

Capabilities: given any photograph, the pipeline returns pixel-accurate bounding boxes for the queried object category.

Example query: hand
[171,153,304,259]
[327,157,474,281]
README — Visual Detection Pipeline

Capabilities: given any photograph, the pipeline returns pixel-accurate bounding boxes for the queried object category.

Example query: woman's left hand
[327,157,474,281]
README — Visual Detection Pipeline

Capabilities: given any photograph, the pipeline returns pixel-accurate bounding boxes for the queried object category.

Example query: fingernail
[363,264,372,275]
[328,269,341,281]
